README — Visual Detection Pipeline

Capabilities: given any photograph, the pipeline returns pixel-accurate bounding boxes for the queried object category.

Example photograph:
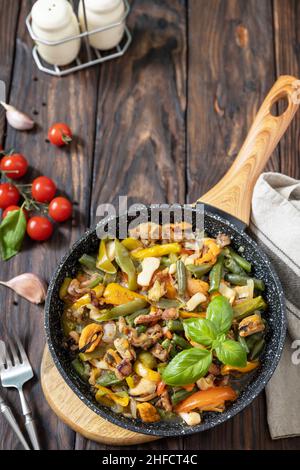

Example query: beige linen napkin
[251,172,300,439]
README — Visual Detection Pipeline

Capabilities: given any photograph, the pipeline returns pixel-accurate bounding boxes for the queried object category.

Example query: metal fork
[0,336,40,450]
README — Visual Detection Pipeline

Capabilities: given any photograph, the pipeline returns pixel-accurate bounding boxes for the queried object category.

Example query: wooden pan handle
[198,75,299,225]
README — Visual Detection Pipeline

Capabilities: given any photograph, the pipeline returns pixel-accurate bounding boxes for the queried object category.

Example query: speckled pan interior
[44,207,286,437]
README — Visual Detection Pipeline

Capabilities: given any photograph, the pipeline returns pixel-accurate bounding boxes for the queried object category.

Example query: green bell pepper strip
[96,298,148,322]
[209,253,224,293]
[156,298,181,309]
[87,275,103,289]
[114,239,137,291]
[224,247,252,273]
[186,263,213,278]
[176,260,187,297]
[72,358,90,381]
[171,389,195,406]
[233,296,267,320]
[96,371,123,387]
[225,273,265,291]
[249,338,265,361]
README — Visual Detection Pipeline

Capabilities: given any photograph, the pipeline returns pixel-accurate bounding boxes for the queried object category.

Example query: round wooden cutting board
[40,347,159,446]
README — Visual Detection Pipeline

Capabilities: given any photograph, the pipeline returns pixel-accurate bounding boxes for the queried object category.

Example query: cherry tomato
[31,176,56,203]
[0,153,28,180]
[48,197,72,222]
[48,123,72,147]
[0,183,20,209]
[27,216,53,241]
[2,205,28,220]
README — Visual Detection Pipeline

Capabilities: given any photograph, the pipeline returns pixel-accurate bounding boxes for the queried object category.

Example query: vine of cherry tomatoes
[0,152,73,242]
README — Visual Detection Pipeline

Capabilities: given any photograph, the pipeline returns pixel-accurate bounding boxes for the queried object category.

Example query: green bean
[167,320,184,332]
[224,247,252,273]
[186,263,213,278]
[126,307,150,326]
[114,239,137,291]
[171,389,194,406]
[87,275,103,288]
[79,254,103,275]
[169,343,178,358]
[176,260,187,297]
[156,299,181,309]
[233,296,267,320]
[138,351,157,369]
[209,253,224,293]
[225,273,265,291]
[224,257,246,275]
[161,338,171,350]
[97,298,148,322]
[238,335,249,353]
[171,333,192,350]
[96,371,123,387]
[249,338,265,361]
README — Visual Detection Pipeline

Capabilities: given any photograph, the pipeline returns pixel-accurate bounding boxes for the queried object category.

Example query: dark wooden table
[1,0,300,450]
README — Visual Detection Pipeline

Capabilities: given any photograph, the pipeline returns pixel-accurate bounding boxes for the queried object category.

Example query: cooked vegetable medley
[60,223,268,426]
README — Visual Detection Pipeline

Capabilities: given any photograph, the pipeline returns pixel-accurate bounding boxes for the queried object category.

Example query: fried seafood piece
[128,324,164,349]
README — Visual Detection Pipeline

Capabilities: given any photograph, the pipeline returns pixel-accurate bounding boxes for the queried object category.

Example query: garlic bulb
[0,101,35,131]
[0,273,47,304]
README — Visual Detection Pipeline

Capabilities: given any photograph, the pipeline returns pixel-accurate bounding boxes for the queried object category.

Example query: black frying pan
[45,75,298,437]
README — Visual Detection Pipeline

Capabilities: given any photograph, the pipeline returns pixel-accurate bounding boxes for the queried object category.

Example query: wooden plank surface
[0,0,99,450]
[0,0,300,450]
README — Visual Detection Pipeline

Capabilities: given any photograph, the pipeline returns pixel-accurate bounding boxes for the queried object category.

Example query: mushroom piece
[238,313,265,337]
[129,378,157,396]
[114,337,136,361]
[179,412,201,426]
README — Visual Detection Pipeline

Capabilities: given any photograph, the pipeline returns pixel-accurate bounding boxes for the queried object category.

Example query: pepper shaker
[78,0,126,51]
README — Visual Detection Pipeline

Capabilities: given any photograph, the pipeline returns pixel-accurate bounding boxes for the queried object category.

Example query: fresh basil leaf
[206,295,233,334]
[215,339,247,367]
[183,318,217,347]
[162,348,212,386]
[0,209,26,261]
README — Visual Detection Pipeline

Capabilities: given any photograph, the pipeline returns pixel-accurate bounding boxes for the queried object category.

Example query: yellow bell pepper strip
[96,239,117,274]
[103,283,146,305]
[71,284,104,310]
[221,361,259,375]
[59,277,72,300]
[95,385,129,407]
[195,239,221,265]
[134,361,161,383]
[114,239,137,291]
[175,386,237,413]
[126,376,135,388]
[179,310,206,319]
[131,243,181,260]
[121,237,143,251]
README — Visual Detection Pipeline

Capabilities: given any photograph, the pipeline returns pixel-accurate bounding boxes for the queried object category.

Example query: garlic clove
[0,101,35,131]
[0,273,47,304]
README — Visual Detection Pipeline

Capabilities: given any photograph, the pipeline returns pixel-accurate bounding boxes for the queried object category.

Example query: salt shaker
[31,0,81,66]
[78,0,125,50]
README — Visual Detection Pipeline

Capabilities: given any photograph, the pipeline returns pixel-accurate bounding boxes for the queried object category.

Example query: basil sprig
[0,209,27,261]
[162,296,246,386]
[162,348,212,386]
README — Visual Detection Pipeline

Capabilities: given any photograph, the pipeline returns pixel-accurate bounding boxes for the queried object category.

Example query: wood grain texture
[0,0,21,145]
[187,0,279,205]
[0,0,99,450]
[199,75,299,224]
[274,0,300,179]
[1,0,300,451]
[41,348,158,446]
